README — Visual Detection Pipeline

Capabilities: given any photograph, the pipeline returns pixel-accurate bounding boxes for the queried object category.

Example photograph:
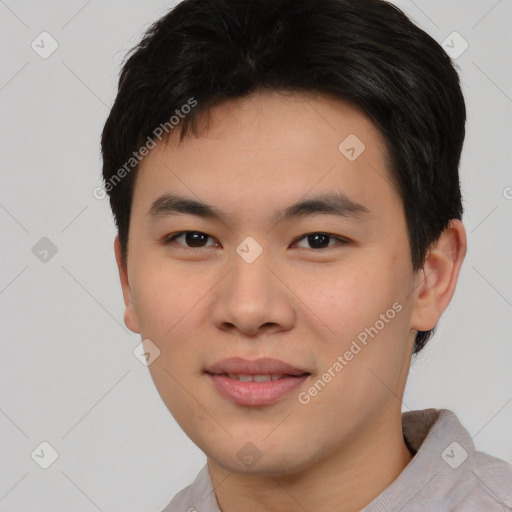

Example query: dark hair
[101,0,466,355]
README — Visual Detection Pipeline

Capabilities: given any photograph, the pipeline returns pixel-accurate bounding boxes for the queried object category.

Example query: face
[117,91,424,476]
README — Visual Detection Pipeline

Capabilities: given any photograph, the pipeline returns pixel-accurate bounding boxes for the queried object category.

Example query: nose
[210,249,296,337]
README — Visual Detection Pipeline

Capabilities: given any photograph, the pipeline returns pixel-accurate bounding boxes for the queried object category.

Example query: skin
[114,90,467,512]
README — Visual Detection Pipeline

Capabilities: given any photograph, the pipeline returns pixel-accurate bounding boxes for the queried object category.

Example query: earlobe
[410,220,467,332]
[114,235,140,334]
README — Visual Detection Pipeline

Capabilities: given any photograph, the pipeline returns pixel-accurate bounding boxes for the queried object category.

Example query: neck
[208,409,413,512]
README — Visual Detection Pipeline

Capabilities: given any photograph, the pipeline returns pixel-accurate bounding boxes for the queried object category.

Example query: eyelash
[162,231,350,250]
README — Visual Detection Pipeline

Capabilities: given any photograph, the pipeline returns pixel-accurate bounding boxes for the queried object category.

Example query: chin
[207,443,318,478]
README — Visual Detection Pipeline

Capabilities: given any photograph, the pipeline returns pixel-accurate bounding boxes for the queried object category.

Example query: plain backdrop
[0,1,511,511]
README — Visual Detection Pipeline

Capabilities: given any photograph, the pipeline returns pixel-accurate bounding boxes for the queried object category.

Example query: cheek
[130,261,222,381]
[131,260,201,334]
[303,254,412,380]
[132,265,208,415]
[294,261,401,340]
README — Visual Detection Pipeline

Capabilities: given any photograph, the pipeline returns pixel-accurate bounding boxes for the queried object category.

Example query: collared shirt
[161,409,512,511]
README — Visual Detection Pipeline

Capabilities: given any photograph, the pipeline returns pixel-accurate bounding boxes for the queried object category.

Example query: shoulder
[160,481,196,512]
[160,464,219,512]
[467,449,512,509]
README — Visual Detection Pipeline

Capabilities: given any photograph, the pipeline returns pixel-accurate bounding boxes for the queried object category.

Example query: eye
[162,231,350,250]
[292,232,350,250]
[163,231,219,248]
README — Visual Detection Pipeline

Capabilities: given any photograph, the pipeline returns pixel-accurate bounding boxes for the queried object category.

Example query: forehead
[132,91,400,224]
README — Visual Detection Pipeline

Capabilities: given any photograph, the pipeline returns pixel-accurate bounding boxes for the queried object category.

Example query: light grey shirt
[161,409,512,511]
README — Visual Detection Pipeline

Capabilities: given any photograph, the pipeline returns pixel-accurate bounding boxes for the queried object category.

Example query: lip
[204,357,311,406]
[204,357,309,376]
[207,373,310,406]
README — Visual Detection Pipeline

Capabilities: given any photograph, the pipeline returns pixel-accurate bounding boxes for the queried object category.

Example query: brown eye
[165,231,218,248]
[293,233,349,250]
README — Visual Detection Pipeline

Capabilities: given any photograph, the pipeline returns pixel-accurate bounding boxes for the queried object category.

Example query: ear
[114,235,140,334]
[410,219,467,332]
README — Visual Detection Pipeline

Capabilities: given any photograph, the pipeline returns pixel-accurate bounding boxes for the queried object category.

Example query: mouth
[204,357,311,406]
[206,372,309,381]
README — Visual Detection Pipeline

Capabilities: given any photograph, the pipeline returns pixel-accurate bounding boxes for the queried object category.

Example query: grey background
[0,1,511,511]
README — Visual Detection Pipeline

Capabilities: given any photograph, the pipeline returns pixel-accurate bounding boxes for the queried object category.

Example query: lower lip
[206,373,309,406]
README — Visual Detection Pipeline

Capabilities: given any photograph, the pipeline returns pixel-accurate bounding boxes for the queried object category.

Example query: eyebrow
[147,191,371,224]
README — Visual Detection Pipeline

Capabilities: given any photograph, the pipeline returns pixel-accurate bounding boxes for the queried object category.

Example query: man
[100,0,512,510]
